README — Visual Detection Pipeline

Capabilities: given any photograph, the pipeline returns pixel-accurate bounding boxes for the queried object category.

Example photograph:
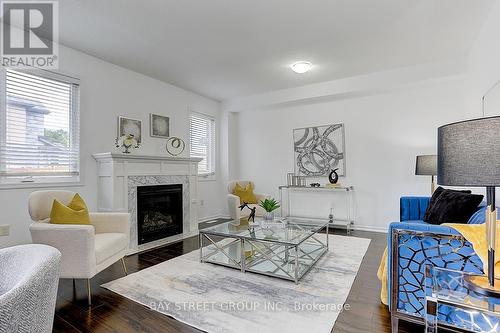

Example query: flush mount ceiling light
[290,61,312,74]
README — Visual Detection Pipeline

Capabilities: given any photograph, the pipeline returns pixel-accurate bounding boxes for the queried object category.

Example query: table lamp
[438,116,500,295]
[415,155,437,194]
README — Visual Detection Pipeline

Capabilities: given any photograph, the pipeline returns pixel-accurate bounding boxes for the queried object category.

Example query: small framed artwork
[150,113,170,138]
[118,116,142,143]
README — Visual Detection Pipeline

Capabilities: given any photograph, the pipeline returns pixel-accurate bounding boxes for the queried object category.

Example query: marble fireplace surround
[128,175,191,252]
[92,153,202,254]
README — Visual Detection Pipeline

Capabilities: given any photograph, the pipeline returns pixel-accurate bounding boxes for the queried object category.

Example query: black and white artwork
[118,116,142,143]
[293,123,345,176]
[150,114,170,138]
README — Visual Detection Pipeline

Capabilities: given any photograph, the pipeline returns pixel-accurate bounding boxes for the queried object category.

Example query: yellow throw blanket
[444,220,500,279]
[377,220,500,306]
[377,247,389,305]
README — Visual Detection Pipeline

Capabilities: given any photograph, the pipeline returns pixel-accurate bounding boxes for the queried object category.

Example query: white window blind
[189,112,215,177]
[0,69,80,181]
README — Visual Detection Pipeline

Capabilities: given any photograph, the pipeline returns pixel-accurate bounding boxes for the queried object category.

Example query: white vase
[263,212,274,221]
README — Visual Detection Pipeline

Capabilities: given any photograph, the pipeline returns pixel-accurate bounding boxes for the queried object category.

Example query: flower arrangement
[115,134,140,154]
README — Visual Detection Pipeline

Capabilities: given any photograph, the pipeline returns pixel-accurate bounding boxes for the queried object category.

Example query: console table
[278,185,355,234]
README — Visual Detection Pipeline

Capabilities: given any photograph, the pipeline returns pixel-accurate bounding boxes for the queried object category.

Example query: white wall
[0,45,223,248]
[461,0,500,204]
[231,78,478,232]
[466,0,500,115]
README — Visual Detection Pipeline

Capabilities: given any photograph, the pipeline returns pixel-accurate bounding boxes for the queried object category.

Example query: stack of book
[325,183,343,189]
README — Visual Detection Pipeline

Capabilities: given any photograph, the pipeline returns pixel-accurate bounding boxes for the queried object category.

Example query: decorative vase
[328,168,339,184]
[115,134,140,154]
[263,211,274,221]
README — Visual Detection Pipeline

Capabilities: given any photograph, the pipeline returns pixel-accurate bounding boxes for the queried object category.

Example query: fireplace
[137,184,183,245]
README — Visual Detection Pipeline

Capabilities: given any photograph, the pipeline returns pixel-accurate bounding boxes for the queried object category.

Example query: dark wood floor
[52,221,422,333]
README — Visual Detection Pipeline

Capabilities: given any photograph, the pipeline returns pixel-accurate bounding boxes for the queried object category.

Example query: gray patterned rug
[102,234,370,333]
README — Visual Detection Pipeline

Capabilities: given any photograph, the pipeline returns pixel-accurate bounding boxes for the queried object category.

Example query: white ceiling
[59,0,494,101]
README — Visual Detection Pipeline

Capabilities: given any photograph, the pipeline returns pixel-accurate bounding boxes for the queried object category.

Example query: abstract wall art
[293,123,345,177]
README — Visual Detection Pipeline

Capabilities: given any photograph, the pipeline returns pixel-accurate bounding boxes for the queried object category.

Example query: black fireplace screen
[137,184,183,245]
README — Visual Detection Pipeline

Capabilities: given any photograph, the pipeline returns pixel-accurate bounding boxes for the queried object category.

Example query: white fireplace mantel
[93,152,202,164]
[92,152,202,253]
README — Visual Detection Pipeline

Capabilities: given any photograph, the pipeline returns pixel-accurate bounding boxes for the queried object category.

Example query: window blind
[189,112,215,176]
[0,69,80,179]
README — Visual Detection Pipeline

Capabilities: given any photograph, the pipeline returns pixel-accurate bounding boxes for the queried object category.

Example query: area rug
[102,234,370,333]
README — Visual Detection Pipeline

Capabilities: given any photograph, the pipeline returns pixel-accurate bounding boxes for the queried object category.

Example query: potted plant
[259,198,280,221]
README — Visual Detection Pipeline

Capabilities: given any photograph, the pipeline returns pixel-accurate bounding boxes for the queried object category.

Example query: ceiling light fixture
[290,61,312,74]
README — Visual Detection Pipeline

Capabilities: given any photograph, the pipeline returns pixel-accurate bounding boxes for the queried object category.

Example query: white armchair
[28,190,130,306]
[227,181,268,220]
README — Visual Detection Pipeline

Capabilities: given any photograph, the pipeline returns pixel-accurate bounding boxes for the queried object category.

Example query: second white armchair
[28,190,130,306]
[227,180,268,220]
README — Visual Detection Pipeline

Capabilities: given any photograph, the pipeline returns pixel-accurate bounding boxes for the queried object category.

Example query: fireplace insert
[137,184,183,245]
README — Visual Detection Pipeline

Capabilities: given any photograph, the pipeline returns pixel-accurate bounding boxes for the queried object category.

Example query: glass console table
[199,218,328,283]
[425,267,500,332]
[278,185,354,234]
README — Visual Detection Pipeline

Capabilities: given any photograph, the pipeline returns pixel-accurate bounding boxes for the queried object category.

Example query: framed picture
[118,116,142,143]
[293,123,346,177]
[150,113,170,138]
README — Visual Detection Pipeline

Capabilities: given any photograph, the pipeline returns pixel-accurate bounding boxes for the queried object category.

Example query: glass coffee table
[199,218,329,283]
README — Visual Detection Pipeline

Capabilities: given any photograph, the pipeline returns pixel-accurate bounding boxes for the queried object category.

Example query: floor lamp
[438,116,500,295]
[415,155,437,194]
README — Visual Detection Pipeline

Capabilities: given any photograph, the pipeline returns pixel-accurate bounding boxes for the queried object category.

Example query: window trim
[0,67,82,187]
[189,111,216,180]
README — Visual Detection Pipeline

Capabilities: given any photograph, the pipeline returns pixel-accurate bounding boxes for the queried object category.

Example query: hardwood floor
[52,221,422,333]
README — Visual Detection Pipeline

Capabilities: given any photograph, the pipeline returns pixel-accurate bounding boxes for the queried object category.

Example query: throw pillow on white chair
[227,181,268,221]
[28,190,130,306]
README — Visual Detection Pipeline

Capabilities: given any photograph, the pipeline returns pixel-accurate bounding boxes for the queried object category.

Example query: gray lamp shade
[437,116,500,186]
[415,155,437,176]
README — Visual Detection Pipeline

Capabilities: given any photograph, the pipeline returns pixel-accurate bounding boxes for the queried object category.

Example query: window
[0,68,80,185]
[189,112,215,178]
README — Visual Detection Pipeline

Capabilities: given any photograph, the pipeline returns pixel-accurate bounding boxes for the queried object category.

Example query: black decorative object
[310,183,321,188]
[438,115,500,294]
[328,168,339,184]
[238,202,256,222]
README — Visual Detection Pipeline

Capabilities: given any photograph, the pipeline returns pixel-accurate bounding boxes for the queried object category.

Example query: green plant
[259,198,280,213]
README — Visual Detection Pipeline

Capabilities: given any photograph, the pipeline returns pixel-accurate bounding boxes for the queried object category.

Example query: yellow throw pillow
[50,193,90,225]
[68,193,88,211]
[233,182,257,205]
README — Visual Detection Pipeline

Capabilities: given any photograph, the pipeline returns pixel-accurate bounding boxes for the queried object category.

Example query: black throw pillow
[423,187,471,222]
[425,191,483,225]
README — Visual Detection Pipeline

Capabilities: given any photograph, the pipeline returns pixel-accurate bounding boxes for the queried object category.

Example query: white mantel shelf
[92,152,202,253]
[92,152,202,163]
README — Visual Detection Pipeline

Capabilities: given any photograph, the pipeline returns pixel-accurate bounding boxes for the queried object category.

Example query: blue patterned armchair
[388,196,486,332]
